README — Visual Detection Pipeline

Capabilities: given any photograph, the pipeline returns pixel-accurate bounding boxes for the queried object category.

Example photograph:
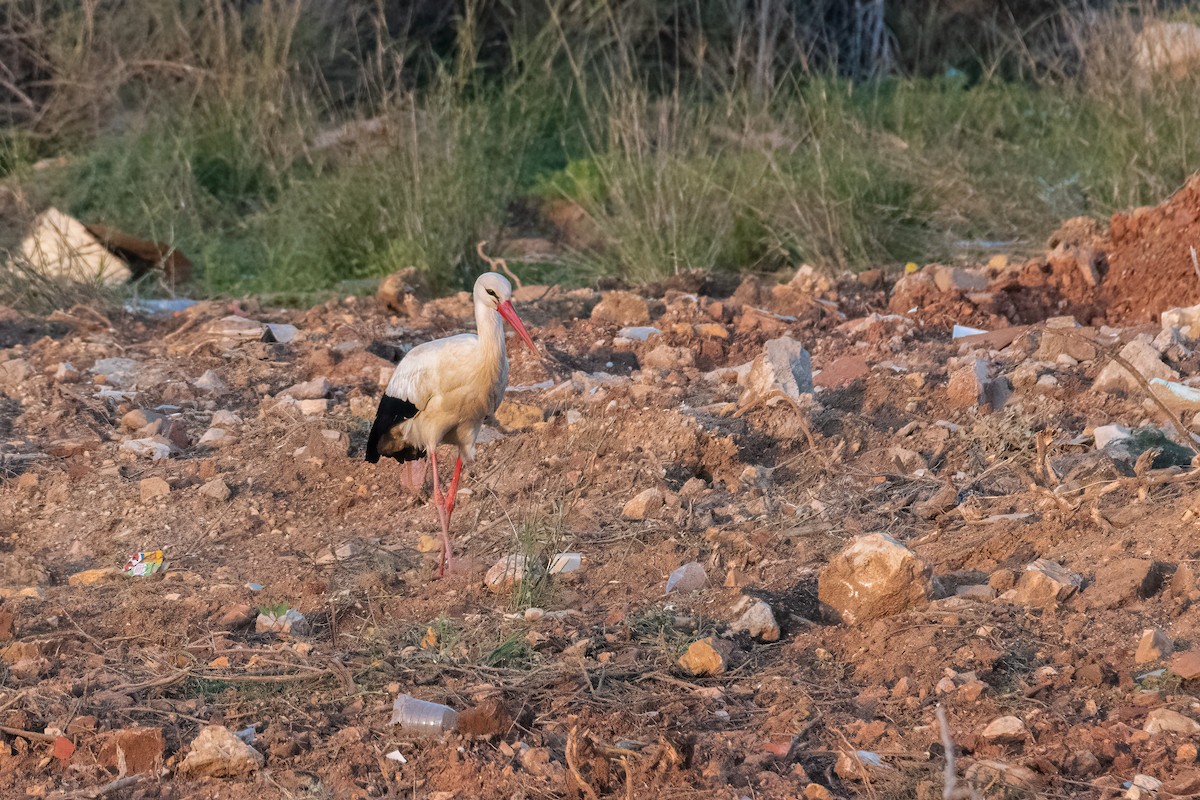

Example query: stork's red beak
[497,300,538,356]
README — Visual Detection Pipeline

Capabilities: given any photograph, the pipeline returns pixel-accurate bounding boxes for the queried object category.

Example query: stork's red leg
[444,457,464,520]
[428,450,452,579]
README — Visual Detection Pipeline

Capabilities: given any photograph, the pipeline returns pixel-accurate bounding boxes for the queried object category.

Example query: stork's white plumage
[365,272,538,578]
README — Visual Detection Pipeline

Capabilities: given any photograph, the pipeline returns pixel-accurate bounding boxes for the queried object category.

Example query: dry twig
[476,241,523,290]
[937,704,980,800]
[565,726,599,800]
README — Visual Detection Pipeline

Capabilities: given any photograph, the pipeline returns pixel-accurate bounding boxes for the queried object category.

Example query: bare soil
[4,181,1200,799]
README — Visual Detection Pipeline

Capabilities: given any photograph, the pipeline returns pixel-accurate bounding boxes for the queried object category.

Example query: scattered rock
[548,553,582,574]
[16,207,132,285]
[138,477,170,502]
[485,555,529,593]
[1170,651,1200,680]
[643,345,695,370]
[377,267,427,313]
[120,409,163,431]
[456,697,513,737]
[1094,423,1132,450]
[211,410,243,427]
[676,637,731,676]
[119,437,173,461]
[197,427,232,447]
[1010,559,1083,608]
[1137,628,1174,664]
[1093,337,1179,393]
[623,488,665,520]
[665,562,709,594]
[615,326,661,342]
[932,266,989,293]
[92,357,141,387]
[913,481,959,520]
[591,291,650,326]
[1090,558,1166,608]
[818,533,934,624]
[179,726,264,777]
[215,604,256,629]
[194,370,227,392]
[199,478,232,502]
[814,355,870,389]
[97,727,165,775]
[281,377,331,400]
[1145,708,1200,735]
[746,336,813,402]
[728,596,780,642]
[982,716,1027,744]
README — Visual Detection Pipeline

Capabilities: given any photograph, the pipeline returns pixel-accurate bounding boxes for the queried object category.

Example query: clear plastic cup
[390,694,459,736]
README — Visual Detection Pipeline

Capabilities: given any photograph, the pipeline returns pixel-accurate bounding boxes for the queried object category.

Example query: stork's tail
[365,394,421,463]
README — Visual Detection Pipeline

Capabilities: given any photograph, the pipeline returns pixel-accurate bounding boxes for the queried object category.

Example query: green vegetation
[1,2,1197,296]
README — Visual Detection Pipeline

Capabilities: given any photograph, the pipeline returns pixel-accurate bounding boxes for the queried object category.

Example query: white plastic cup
[390,694,458,736]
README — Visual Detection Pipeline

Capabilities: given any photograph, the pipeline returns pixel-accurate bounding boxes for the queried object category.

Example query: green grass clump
[3,2,1200,297]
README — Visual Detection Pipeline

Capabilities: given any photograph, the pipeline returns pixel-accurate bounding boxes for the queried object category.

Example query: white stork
[365,272,538,578]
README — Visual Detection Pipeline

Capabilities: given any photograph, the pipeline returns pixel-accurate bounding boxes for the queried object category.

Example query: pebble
[121,409,164,431]
[485,555,529,593]
[1136,628,1173,664]
[1145,708,1200,735]
[255,609,309,636]
[729,596,780,642]
[199,478,232,502]
[1009,559,1083,608]
[179,726,264,777]
[746,336,813,402]
[676,637,730,676]
[139,477,170,502]
[211,410,243,427]
[665,562,709,594]
[548,553,582,574]
[982,716,1027,744]
[1172,650,1200,680]
[119,437,173,461]
[817,533,934,624]
[197,427,232,447]
[193,370,227,392]
[623,488,665,520]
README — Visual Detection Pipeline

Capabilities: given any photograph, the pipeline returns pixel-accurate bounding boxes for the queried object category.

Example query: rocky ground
[6,178,1200,799]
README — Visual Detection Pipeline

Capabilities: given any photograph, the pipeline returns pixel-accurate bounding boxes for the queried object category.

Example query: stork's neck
[474,297,506,364]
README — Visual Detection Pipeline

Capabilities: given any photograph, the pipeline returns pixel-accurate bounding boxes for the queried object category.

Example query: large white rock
[818,533,934,625]
[13,208,131,285]
[179,726,264,777]
[746,336,813,402]
[1093,337,1179,394]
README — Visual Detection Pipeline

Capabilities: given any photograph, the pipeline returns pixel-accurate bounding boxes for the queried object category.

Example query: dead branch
[476,240,523,290]
[565,726,599,800]
[937,704,980,800]
[52,775,140,799]
[0,723,57,743]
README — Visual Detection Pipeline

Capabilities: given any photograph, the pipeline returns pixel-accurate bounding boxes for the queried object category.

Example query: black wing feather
[365,394,422,463]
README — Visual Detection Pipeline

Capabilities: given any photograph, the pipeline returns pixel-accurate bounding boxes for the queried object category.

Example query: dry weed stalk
[936,704,981,800]
[476,240,523,290]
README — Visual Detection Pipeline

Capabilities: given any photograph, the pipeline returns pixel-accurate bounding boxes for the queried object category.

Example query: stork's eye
[485,288,498,298]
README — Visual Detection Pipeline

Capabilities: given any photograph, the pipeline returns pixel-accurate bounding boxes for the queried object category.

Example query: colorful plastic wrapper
[123,550,165,576]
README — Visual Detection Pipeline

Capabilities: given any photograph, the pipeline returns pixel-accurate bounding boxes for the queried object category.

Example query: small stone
[591,291,650,326]
[199,478,232,502]
[947,357,991,408]
[729,597,779,642]
[1094,424,1132,449]
[215,604,255,629]
[485,555,528,593]
[139,477,170,502]
[623,488,665,520]
[615,326,661,342]
[818,533,934,625]
[746,336,813,402]
[1010,559,1083,608]
[179,726,264,777]
[982,716,1027,744]
[280,377,331,400]
[804,784,834,800]
[265,323,298,343]
[255,609,309,636]
[495,401,544,431]
[814,355,870,389]
[119,437,173,461]
[1178,743,1199,763]
[1172,563,1196,597]
[416,534,442,553]
[643,345,695,370]
[1145,708,1200,735]
[1171,651,1200,680]
[54,362,79,382]
[193,370,227,392]
[665,562,709,593]
[68,567,120,587]
[91,357,140,387]
[958,679,988,702]
[297,398,329,416]
[1094,337,1179,393]
[197,427,232,447]
[211,410,242,427]
[933,266,989,292]
[1137,628,1173,664]
[676,637,730,676]
[121,409,164,431]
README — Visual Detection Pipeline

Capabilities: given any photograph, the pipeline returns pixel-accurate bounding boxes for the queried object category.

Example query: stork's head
[474,272,537,355]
